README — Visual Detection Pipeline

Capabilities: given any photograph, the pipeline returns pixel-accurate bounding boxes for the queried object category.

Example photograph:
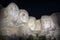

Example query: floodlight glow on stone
[5,3,19,22]
[35,19,41,31]
[28,16,36,31]
[0,2,59,40]
[41,16,51,29]
[1,3,20,36]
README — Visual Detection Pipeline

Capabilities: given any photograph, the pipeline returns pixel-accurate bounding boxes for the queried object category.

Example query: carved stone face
[6,3,19,19]
[41,16,51,30]
[41,16,55,31]
[3,3,19,25]
[28,16,36,31]
[19,9,29,23]
[0,3,20,36]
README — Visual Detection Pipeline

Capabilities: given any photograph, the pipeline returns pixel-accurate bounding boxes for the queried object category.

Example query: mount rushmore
[0,3,60,40]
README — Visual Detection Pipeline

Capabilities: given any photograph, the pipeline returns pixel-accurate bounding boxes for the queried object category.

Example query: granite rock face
[40,15,56,40]
[0,3,20,36]
[0,3,60,40]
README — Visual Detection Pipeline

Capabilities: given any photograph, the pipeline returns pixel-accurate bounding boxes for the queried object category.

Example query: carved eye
[22,13,25,16]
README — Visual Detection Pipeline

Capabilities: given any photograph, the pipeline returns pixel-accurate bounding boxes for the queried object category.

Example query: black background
[0,0,60,19]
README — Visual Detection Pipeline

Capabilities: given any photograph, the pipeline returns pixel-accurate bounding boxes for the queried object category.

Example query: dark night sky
[0,0,60,19]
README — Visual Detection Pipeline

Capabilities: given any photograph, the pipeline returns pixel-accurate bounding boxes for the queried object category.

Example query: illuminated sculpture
[0,3,60,40]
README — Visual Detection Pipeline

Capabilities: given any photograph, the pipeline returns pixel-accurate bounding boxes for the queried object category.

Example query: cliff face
[0,3,60,40]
